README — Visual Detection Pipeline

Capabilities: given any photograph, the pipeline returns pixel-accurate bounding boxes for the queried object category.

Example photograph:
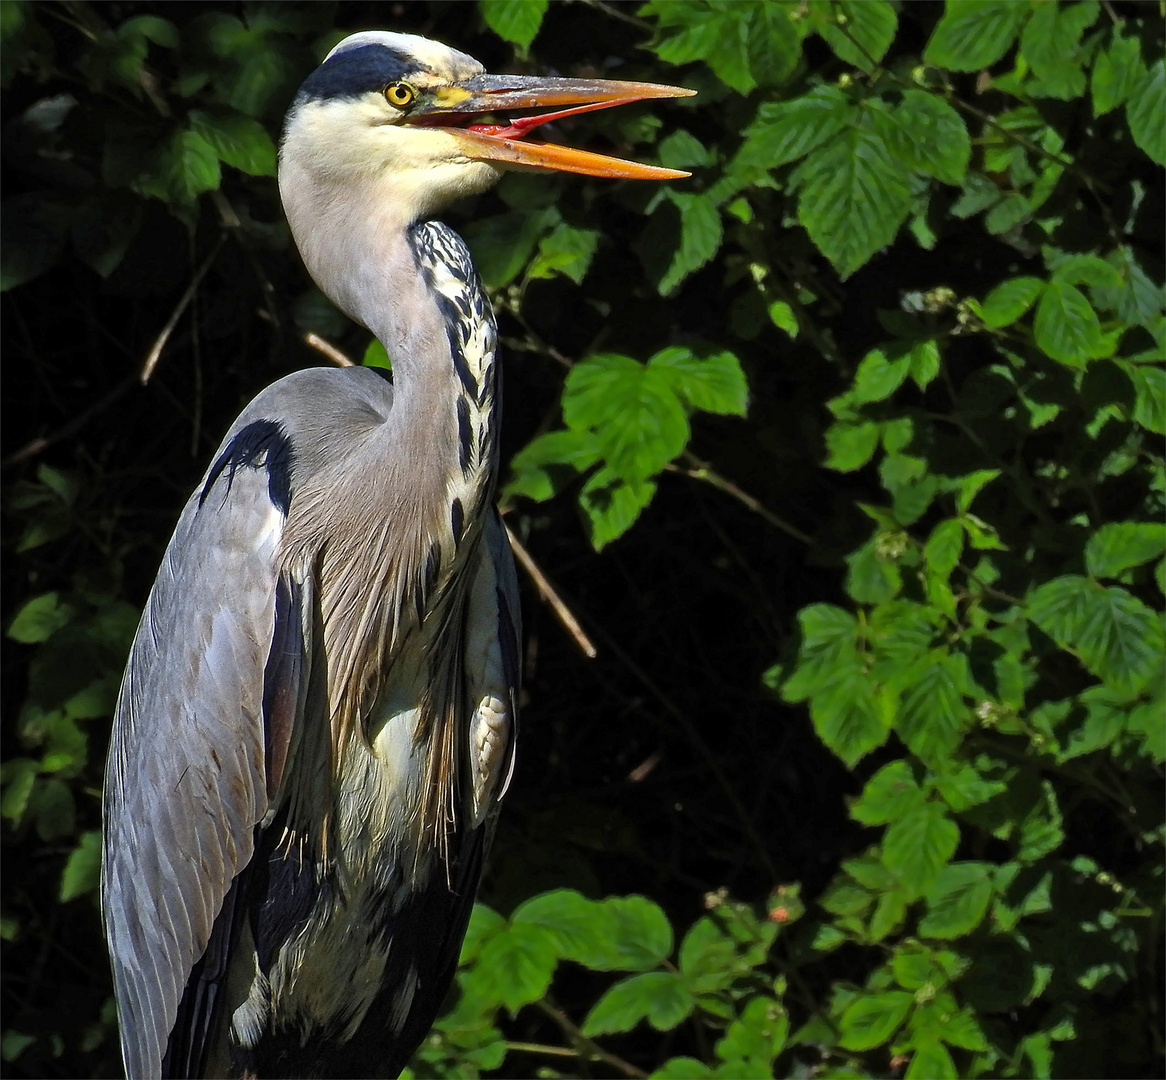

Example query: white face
[280,32,502,222]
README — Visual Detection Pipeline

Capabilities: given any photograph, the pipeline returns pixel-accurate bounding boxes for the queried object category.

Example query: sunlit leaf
[924,1,1029,71]
[583,972,695,1035]
[796,114,912,278]
[1127,58,1166,165]
[480,0,548,52]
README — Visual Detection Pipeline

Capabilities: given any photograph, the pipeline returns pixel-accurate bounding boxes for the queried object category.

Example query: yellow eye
[385,82,416,108]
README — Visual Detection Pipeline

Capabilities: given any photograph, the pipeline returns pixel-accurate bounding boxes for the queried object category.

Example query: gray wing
[465,510,521,826]
[102,410,305,1080]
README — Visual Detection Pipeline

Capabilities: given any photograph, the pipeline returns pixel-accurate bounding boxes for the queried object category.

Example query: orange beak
[412,72,695,180]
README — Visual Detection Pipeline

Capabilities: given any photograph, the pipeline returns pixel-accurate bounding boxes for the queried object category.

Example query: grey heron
[101,30,692,1080]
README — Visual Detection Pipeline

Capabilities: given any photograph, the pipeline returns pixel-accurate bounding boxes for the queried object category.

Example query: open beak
[414,73,695,180]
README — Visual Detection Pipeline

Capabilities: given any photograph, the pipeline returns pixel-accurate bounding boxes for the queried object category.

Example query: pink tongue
[466,97,637,139]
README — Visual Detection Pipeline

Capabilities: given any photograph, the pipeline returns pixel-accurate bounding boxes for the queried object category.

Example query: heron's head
[279,30,693,226]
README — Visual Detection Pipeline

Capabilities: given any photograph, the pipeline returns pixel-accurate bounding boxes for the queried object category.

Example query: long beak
[414,73,695,180]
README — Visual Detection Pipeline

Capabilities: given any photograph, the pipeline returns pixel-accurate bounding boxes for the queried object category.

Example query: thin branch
[506,524,598,658]
[535,999,648,1078]
[671,452,814,545]
[305,332,354,366]
[585,621,781,882]
[578,0,654,32]
[505,1041,580,1060]
[140,236,226,383]
[3,376,137,468]
[254,310,356,367]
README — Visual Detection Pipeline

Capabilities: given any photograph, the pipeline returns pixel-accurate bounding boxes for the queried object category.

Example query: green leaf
[816,0,897,72]
[1091,31,1144,115]
[7,593,71,643]
[884,91,970,185]
[645,0,756,95]
[1,1032,35,1064]
[133,129,221,206]
[188,111,276,176]
[462,208,557,289]
[924,519,963,582]
[852,348,912,404]
[934,764,1007,812]
[504,429,601,502]
[1057,685,1128,761]
[1128,59,1166,165]
[768,301,799,338]
[745,1,801,87]
[837,990,913,1050]
[511,889,605,961]
[715,996,790,1065]
[1017,780,1063,861]
[825,420,881,472]
[782,605,859,702]
[796,115,913,278]
[59,830,101,902]
[882,803,959,895]
[362,339,391,370]
[599,895,674,970]
[1125,362,1166,434]
[459,903,506,965]
[1018,0,1098,100]
[679,917,737,993]
[579,469,656,550]
[979,276,1045,328]
[845,538,902,604]
[1086,522,1166,578]
[656,191,724,295]
[906,1038,957,1079]
[924,1,1029,71]
[1050,253,1123,290]
[919,862,994,938]
[528,222,599,285]
[869,891,908,942]
[1028,576,1164,696]
[909,339,940,388]
[1033,278,1103,366]
[651,347,748,416]
[850,760,925,826]
[479,0,548,51]
[1,759,38,824]
[582,972,695,1036]
[892,943,944,991]
[897,653,968,765]
[473,922,559,1012]
[652,1058,715,1079]
[1,193,73,292]
[736,86,854,172]
[809,668,891,767]
[657,129,712,171]
[563,354,689,480]
[955,469,1000,513]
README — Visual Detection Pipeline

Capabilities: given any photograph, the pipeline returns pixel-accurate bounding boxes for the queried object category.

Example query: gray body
[101,28,688,1080]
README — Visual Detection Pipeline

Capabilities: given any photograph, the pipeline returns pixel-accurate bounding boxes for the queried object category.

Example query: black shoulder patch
[201,419,292,516]
[295,43,416,103]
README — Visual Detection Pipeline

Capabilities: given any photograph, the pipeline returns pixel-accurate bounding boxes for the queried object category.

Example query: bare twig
[506,524,598,658]
[671,452,814,545]
[505,1041,579,1060]
[140,236,226,384]
[586,621,781,882]
[305,332,354,366]
[3,376,137,468]
[254,310,356,366]
[535,999,648,1078]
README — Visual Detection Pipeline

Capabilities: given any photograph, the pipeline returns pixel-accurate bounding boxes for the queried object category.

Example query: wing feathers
[103,418,294,1079]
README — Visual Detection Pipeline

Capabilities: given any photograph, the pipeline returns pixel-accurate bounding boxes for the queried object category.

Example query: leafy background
[2,1,1163,1078]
